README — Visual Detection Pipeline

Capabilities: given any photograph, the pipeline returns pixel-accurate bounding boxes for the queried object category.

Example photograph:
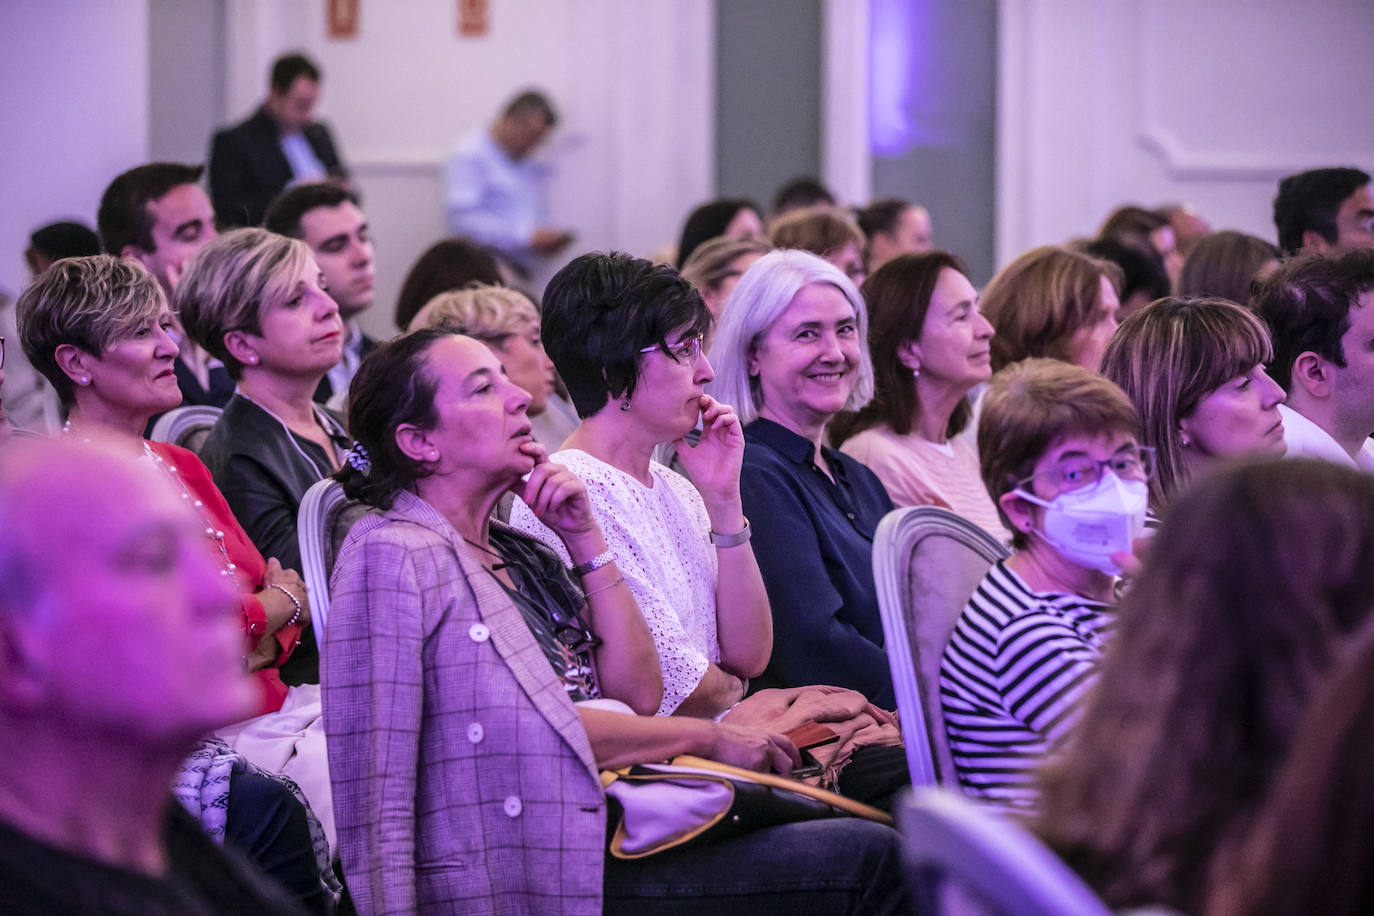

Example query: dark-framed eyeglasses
[1017,445,1157,493]
[639,333,704,365]
[0,336,5,370]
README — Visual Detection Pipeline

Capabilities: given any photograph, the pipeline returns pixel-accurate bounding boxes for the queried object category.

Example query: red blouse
[148,441,302,715]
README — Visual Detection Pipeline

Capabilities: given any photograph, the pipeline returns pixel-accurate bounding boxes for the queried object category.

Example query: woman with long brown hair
[1037,458,1374,914]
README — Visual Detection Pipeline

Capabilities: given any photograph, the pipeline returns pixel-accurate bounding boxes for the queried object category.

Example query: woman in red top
[15,255,308,712]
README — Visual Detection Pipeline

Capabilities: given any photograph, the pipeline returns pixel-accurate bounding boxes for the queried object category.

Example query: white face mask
[1013,471,1149,575]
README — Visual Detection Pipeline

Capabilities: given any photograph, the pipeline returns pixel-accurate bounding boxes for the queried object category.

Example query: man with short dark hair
[264,182,377,403]
[444,89,574,272]
[209,52,349,228]
[1252,248,1374,470]
[98,163,231,409]
[772,176,836,218]
[0,437,302,914]
[1273,167,1374,255]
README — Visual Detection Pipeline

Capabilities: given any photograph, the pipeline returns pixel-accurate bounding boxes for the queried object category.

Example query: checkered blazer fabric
[322,490,605,915]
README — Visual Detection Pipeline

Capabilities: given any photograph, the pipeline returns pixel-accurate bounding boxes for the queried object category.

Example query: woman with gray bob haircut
[708,249,898,706]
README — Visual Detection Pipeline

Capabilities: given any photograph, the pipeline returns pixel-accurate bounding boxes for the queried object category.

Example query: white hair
[707,248,874,425]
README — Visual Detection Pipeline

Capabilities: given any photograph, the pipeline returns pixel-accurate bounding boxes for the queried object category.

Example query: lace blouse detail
[509,449,720,715]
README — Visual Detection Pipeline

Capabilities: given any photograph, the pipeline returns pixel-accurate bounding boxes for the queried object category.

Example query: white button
[503,795,522,818]
[469,623,490,642]
[467,723,484,744]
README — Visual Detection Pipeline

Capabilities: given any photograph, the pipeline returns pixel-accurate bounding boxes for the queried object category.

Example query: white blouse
[509,449,720,716]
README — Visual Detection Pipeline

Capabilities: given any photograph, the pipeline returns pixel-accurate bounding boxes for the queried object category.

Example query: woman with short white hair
[708,249,895,705]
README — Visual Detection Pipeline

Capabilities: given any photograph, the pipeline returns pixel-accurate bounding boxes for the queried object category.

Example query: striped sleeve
[939,562,1113,811]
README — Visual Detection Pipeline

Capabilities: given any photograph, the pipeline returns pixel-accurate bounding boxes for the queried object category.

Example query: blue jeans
[603,818,912,914]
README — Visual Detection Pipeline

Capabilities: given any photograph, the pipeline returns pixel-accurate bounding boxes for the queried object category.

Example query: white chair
[148,404,222,452]
[297,478,372,651]
[898,787,1113,916]
[873,506,1010,786]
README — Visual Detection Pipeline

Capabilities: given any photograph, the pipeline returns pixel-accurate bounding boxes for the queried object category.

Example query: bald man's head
[0,438,254,745]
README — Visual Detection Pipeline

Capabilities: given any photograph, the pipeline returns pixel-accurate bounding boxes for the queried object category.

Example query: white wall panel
[996,0,1374,268]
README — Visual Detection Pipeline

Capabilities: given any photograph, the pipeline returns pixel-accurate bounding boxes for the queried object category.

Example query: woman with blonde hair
[1100,296,1285,510]
[679,235,772,320]
[769,209,867,286]
[1037,459,1374,914]
[408,283,576,446]
[982,245,1124,373]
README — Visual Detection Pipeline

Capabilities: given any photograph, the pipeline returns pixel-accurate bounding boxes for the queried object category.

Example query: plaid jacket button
[467,723,484,744]
[503,795,522,818]
[469,623,490,642]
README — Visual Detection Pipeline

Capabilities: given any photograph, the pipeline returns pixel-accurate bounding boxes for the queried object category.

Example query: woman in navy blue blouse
[708,249,896,707]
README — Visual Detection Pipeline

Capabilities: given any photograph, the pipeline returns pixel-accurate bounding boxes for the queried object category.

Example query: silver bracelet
[571,549,615,577]
[267,583,303,628]
[709,517,751,548]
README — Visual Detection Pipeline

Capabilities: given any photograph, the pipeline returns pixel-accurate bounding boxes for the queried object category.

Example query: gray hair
[707,248,874,425]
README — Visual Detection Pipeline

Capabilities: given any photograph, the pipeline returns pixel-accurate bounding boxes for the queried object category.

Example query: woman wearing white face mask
[939,358,1150,811]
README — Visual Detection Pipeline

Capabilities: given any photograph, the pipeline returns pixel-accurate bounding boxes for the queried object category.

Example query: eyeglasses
[639,333,704,365]
[1017,445,1156,493]
[0,336,5,371]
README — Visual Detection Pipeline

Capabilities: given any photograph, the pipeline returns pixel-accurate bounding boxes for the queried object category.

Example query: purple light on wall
[870,0,953,157]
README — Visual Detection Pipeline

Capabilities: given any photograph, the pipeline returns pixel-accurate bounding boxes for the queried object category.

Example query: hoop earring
[620,396,631,412]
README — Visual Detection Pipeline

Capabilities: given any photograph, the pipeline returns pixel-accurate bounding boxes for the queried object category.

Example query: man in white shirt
[1253,248,1374,471]
[264,182,377,405]
[444,90,574,273]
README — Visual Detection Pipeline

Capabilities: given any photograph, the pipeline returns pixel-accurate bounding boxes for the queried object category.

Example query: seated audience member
[679,235,772,321]
[1037,459,1374,915]
[1273,166,1374,255]
[1176,230,1281,304]
[1101,297,1286,511]
[25,220,101,275]
[0,437,305,914]
[392,236,503,331]
[1153,202,1211,258]
[770,208,867,286]
[1206,617,1374,916]
[444,90,574,273]
[1251,249,1374,470]
[707,249,896,704]
[982,245,1124,372]
[324,330,909,915]
[507,254,902,804]
[178,228,347,687]
[3,218,104,432]
[408,284,575,447]
[509,252,770,718]
[98,162,230,410]
[209,53,349,229]
[1099,204,1183,286]
[15,255,336,854]
[856,198,933,273]
[941,359,1148,810]
[833,252,1008,539]
[1078,234,1171,320]
[264,182,377,406]
[773,175,836,218]
[676,198,764,268]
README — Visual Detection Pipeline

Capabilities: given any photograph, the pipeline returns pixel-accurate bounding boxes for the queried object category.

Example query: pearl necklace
[62,421,240,584]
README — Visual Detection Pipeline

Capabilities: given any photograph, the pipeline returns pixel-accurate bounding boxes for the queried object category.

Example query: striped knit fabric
[939,561,1114,811]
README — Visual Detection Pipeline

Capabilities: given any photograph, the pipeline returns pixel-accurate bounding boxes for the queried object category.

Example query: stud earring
[1179,430,1191,448]
[429,451,438,460]
[912,366,921,378]
[79,375,89,385]
[246,355,259,365]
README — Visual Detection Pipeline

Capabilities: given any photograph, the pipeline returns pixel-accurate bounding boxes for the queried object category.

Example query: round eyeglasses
[1017,445,1157,493]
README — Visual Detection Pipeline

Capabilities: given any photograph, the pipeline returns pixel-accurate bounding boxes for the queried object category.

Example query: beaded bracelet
[267,583,303,629]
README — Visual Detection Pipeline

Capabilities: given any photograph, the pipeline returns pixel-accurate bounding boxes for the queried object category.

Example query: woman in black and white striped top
[939,359,1148,811]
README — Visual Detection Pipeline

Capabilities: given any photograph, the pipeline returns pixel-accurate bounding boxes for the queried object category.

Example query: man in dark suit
[264,182,377,405]
[209,53,350,229]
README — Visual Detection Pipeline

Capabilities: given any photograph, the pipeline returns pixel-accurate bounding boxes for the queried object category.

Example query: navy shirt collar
[745,417,850,483]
